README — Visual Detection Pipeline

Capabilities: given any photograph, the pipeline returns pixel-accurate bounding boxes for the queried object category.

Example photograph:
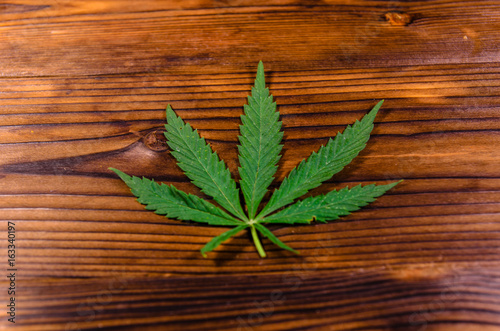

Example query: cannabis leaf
[110,61,400,258]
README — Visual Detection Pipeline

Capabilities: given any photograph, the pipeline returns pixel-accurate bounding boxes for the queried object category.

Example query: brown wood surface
[1,0,500,330]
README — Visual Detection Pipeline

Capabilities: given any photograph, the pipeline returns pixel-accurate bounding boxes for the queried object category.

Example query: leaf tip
[380,179,403,193]
[165,104,175,118]
[392,179,404,186]
[370,100,384,116]
[109,167,127,178]
[255,61,265,88]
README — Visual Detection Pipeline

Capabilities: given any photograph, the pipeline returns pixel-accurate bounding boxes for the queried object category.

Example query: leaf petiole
[250,225,266,258]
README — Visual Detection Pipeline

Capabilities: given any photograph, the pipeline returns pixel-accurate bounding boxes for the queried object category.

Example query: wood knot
[143,129,168,151]
[384,11,412,26]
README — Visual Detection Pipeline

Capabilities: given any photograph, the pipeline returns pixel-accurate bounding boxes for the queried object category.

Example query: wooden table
[1,1,500,330]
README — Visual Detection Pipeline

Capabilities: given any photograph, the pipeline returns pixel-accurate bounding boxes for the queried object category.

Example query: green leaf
[110,168,242,226]
[110,62,401,258]
[238,61,283,219]
[254,223,299,255]
[201,224,248,257]
[258,100,384,218]
[164,106,247,221]
[264,181,400,224]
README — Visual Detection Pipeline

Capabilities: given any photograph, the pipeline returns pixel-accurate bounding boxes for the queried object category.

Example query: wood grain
[16,267,500,330]
[1,0,499,330]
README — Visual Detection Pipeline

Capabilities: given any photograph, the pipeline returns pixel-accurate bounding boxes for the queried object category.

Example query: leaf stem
[250,225,266,258]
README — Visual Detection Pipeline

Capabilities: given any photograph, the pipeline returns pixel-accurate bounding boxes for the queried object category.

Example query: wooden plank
[1,0,499,330]
[14,268,500,330]
[0,1,499,76]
